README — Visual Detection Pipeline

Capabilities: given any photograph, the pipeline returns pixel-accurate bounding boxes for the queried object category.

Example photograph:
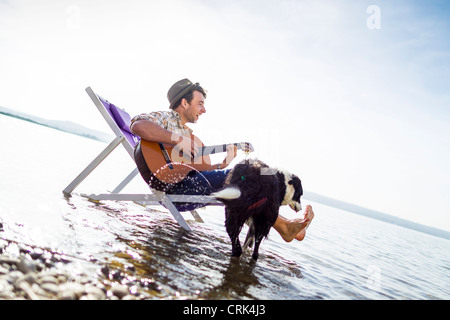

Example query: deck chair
[63,86,223,231]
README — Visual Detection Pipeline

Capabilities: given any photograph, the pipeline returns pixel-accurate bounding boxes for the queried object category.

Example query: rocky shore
[0,235,160,300]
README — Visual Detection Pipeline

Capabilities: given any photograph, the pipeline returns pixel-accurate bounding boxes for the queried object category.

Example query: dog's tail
[211,186,241,200]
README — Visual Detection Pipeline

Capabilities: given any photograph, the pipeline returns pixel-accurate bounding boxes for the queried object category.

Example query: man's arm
[131,119,199,158]
[131,119,181,144]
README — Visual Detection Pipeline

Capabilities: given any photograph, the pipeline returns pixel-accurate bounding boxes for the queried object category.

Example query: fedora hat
[167,78,198,109]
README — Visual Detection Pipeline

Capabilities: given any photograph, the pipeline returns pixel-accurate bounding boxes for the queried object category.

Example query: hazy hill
[304,191,450,240]
[0,105,113,143]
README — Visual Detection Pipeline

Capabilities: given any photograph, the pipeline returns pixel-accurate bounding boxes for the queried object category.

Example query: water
[1,114,449,300]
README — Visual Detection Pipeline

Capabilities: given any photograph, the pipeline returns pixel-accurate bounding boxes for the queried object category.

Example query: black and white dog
[213,159,303,261]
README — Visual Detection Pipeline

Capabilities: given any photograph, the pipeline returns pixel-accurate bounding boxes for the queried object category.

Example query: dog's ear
[288,176,298,185]
[288,175,301,185]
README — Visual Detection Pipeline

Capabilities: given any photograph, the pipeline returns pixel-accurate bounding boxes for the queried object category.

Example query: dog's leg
[252,227,271,261]
[225,209,243,257]
[251,211,276,261]
[231,236,242,257]
[251,220,263,261]
[227,226,242,257]
[243,219,255,251]
[252,236,262,261]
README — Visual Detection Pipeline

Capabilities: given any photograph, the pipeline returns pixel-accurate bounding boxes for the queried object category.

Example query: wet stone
[38,275,58,285]
[17,258,37,274]
[0,241,158,300]
[0,265,9,275]
[110,284,129,299]
[84,285,106,300]
[15,272,37,286]
[40,283,59,295]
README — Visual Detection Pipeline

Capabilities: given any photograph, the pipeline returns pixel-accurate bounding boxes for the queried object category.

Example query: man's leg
[272,205,315,242]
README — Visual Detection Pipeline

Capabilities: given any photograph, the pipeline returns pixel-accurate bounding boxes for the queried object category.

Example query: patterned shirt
[130,110,193,136]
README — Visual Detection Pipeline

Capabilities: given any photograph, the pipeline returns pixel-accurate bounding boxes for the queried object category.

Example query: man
[131,79,313,242]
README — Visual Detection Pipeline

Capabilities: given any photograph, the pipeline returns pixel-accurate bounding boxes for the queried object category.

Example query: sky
[0,0,449,231]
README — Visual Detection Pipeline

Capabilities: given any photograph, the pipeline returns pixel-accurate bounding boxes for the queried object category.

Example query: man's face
[184,90,206,123]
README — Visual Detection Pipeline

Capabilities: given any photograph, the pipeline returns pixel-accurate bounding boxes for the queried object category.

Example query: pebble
[38,275,58,285]
[41,283,59,295]
[85,285,106,300]
[0,240,156,300]
[111,284,129,299]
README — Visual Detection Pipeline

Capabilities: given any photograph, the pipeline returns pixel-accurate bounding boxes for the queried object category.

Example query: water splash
[153,162,215,189]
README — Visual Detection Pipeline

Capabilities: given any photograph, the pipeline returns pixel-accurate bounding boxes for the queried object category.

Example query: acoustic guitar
[140,134,254,184]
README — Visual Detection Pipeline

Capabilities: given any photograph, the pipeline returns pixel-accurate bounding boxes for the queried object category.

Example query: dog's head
[280,171,303,212]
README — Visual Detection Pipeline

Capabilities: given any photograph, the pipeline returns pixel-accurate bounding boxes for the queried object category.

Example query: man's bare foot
[294,205,314,241]
[273,205,315,243]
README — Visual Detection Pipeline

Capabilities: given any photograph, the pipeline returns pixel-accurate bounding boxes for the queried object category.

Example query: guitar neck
[201,143,251,156]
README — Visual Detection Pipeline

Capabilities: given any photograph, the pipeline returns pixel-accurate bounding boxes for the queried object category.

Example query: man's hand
[172,134,200,160]
[221,144,238,169]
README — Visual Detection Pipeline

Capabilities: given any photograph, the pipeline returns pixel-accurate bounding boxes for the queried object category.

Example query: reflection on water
[61,195,303,300]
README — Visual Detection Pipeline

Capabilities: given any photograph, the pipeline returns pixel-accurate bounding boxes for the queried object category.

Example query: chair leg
[190,210,204,223]
[111,167,139,193]
[158,194,192,232]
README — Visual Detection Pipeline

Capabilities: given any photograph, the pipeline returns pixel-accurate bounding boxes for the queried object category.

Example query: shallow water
[1,114,449,300]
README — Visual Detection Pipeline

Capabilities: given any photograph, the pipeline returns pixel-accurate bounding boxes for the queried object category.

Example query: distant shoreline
[304,191,450,241]
[0,106,113,143]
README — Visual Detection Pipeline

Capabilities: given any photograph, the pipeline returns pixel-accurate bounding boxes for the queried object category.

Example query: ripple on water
[69,200,306,300]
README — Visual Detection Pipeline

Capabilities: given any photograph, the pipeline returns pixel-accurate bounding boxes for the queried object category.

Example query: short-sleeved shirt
[130,110,193,136]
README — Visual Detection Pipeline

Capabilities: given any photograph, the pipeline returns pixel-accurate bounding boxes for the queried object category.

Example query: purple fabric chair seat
[99,97,140,148]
